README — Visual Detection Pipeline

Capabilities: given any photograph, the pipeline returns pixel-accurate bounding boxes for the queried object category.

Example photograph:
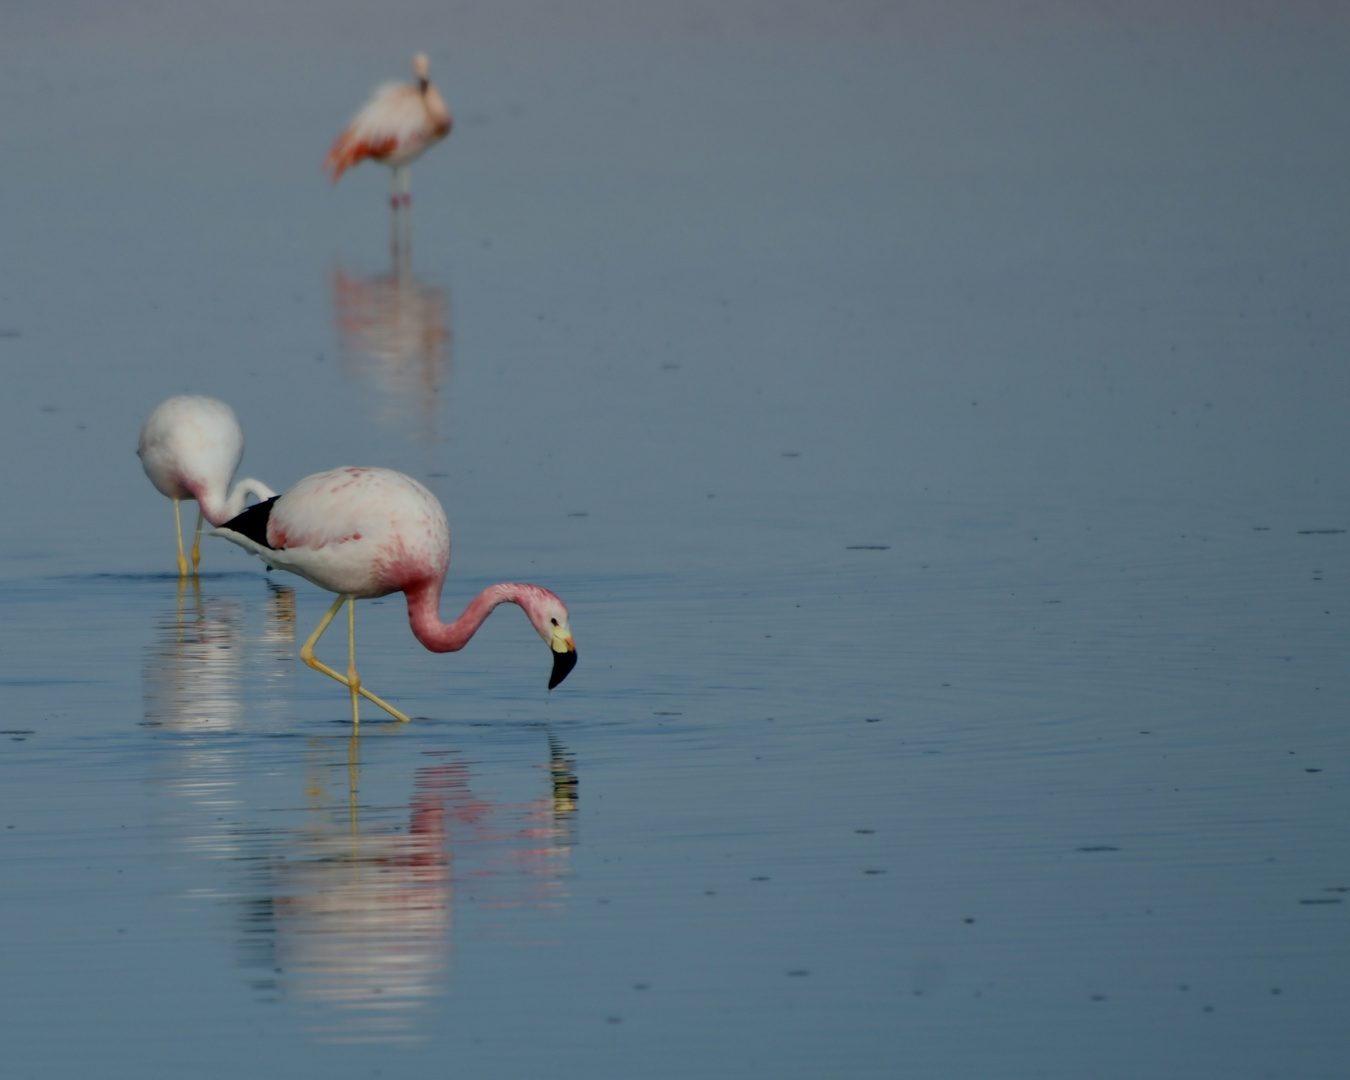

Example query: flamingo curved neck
[197,478,278,527]
[406,581,529,653]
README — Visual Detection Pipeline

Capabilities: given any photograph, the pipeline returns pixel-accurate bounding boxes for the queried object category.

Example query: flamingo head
[522,588,576,688]
[412,53,431,84]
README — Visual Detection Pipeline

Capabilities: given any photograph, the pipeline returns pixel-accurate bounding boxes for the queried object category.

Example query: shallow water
[2,2,1349,1077]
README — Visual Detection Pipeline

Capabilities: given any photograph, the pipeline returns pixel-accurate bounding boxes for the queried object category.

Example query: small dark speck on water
[606,1016,623,1024]
[1090,994,1107,1002]
[1297,529,1345,535]
[752,876,770,882]
[781,451,800,458]
[787,970,810,977]
[660,363,679,370]
[0,329,20,338]
[1325,886,1350,893]
[1077,846,1120,852]
[865,718,881,723]
[633,983,649,991]
[863,869,886,875]
[856,828,875,834]
[846,545,889,550]
[653,711,682,716]
[964,918,975,924]
[1299,898,1341,905]
[568,512,589,517]
[1253,526,1270,530]
[1203,1005,1215,1013]
[1305,768,1322,773]
[0,730,34,735]
[1271,988,1282,995]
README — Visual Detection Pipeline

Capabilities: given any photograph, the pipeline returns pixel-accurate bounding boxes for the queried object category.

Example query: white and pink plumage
[325,53,452,207]
[138,395,276,577]
[212,467,577,724]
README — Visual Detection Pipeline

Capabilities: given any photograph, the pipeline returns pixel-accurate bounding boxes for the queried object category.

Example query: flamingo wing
[325,83,434,180]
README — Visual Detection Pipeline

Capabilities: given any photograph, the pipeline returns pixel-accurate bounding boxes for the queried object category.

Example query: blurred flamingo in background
[326,53,452,208]
[138,396,276,577]
[212,467,577,724]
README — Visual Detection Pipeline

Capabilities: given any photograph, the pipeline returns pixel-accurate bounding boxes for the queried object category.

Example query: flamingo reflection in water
[143,579,247,733]
[332,228,450,443]
[144,579,296,732]
[233,731,578,1044]
[143,579,298,860]
[144,580,576,1042]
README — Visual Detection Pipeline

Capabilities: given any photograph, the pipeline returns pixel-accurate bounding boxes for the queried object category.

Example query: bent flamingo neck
[406,581,535,653]
[195,478,277,527]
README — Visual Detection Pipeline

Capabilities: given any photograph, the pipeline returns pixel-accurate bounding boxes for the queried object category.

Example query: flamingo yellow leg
[190,511,204,574]
[172,499,190,577]
[300,594,412,724]
[346,598,361,725]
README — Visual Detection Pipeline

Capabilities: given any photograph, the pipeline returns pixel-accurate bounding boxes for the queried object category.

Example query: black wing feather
[220,496,279,550]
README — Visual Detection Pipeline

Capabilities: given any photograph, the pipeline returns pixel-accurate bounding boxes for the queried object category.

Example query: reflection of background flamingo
[325,53,451,208]
[143,577,246,732]
[143,578,297,865]
[137,395,276,576]
[333,238,450,443]
[213,467,578,725]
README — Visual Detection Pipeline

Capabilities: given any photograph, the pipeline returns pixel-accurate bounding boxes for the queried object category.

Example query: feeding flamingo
[211,467,577,724]
[325,53,452,207]
[138,395,277,577]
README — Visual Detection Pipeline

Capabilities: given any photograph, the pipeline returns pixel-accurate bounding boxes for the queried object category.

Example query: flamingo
[138,395,277,577]
[211,467,577,725]
[325,53,452,207]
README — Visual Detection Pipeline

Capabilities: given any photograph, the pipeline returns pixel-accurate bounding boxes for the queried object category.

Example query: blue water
[1,2,1348,1077]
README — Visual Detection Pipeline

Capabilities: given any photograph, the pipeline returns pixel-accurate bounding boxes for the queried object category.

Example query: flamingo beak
[549,627,577,689]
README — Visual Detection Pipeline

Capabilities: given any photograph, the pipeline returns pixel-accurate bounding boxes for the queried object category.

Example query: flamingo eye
[550,618,558,626]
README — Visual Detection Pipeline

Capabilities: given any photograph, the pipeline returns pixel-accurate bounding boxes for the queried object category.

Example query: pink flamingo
[325,53,452,208]
[211,467,577,724]
[138,395,277,577]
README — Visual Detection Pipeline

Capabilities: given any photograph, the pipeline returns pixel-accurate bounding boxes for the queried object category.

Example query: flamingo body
[138,395,276,574]
[326,54,451,192]
[228,466,447,599]
[213,467,577,720]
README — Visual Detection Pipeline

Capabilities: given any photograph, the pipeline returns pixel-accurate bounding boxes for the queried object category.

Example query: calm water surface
[1,2,1348,1077]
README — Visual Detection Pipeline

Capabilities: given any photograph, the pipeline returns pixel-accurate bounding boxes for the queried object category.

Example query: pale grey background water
[1,2,1348,1077]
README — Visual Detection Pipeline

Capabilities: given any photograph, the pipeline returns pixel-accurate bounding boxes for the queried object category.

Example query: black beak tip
[549,648,578,690]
